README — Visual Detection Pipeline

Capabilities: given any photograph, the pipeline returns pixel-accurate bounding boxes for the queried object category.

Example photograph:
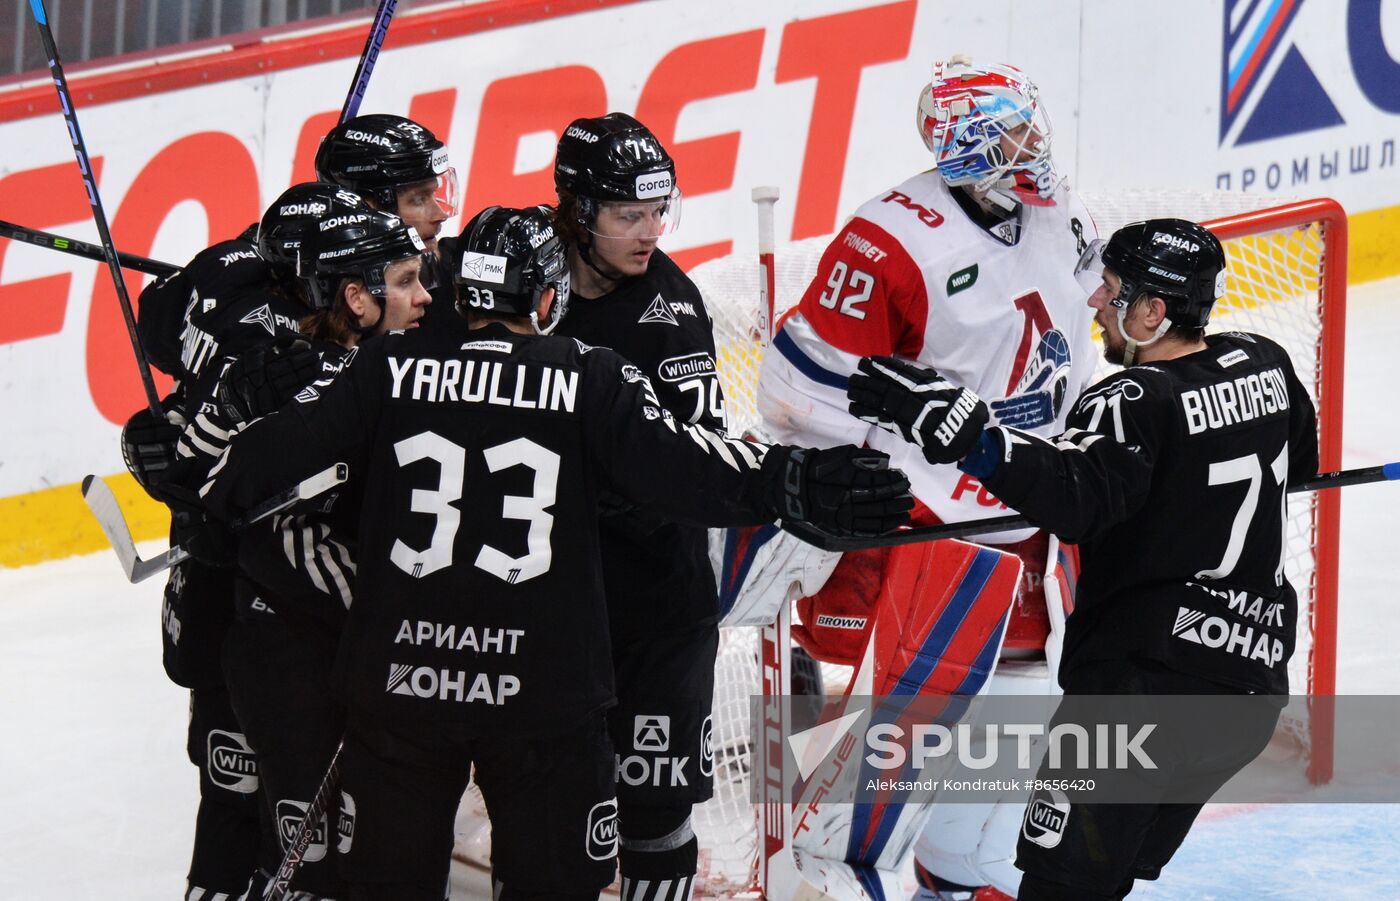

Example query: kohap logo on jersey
[207,730,259,793]
[1172,607,1284,665]
[586,799,619,861]
[276,798,329,862]
[385,663,522,705]
[635,171,673,199]
[527,224,555,249]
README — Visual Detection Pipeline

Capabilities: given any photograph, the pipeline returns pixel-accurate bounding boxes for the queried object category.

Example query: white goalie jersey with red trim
[758,170,1100,539]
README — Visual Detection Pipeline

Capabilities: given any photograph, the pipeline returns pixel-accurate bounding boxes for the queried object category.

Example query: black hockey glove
[848,356,989,465]
[761,445,913,538]
[162,484,237,569]
[217,338,321,427]
[121,405,184,503]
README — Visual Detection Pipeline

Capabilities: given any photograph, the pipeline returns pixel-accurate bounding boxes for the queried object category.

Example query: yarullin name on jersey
[388,356,578,411]
[1179,366,1289,435]
[393,619,524,654]
[386,662,521,706]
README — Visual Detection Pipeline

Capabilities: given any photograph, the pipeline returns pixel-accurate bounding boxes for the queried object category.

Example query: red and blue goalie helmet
[915,56,1060,209]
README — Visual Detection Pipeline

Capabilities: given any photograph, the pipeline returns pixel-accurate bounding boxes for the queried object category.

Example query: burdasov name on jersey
[1179,366,1289,435]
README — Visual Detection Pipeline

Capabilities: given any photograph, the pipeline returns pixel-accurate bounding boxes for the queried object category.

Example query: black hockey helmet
[257,182,371,273]
[299,208,436,311]
[554,113,680,232]
[454,205,570,335]
[1090,219,1227,328]
[314,114,458,217]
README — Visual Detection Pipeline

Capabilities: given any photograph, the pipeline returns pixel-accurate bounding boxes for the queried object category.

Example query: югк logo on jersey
[633,714,671,752]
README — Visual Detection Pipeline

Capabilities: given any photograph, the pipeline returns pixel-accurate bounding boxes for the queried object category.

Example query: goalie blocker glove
[760,445,913,537]
[848,355,990,465]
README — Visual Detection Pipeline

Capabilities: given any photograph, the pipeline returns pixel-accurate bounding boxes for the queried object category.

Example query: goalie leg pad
[713,523,842,627]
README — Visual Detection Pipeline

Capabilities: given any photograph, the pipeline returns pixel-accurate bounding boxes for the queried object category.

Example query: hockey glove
[162,484,237,569]
[121,404,185,503]
[847,356,989,465]
[217,338,322,427]
[762,445,913,538]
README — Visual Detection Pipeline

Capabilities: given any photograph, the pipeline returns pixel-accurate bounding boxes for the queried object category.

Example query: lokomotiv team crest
[1219,0,1343,146]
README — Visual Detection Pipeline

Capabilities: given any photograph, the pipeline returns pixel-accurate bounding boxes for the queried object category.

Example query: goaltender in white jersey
[744,57,1100,900]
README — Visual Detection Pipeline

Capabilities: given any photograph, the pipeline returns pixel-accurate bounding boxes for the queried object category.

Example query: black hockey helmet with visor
[554,112,681,239]
[1077,219,1227,328]
[314,114,458,219]
[258,182,371,275]
[299,208,437,311]
[454,205,570,335]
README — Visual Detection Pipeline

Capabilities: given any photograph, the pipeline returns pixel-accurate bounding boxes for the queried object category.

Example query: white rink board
[1,0,1398,495]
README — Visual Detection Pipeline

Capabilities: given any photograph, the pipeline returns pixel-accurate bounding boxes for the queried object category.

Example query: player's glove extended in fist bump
[848,356,989,465]
[761,445,913,538]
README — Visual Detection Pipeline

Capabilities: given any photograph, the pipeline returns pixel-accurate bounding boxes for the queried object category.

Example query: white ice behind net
[687,190,1337,897]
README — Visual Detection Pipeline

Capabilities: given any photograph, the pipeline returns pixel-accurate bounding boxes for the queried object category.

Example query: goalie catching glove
[848,356,989,465]
[760,445,913,537]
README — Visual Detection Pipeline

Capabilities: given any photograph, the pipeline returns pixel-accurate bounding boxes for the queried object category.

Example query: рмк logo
[1219,0,1343,145]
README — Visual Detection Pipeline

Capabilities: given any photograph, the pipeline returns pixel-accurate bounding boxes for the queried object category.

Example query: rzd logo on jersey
[276,798,329,862]
[207,730,258,794]
[1022,790,1070,849]
[1172,607,1284,665]
[586,799,619,861]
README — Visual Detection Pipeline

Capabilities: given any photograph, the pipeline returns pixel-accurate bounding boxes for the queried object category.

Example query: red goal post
[686,192,1346,896]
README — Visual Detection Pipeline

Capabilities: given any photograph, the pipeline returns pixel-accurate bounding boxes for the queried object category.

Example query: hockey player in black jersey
[847,219,1319,900]
[122,182,371,899]
[200,204,912,901]
[549,112,727,900]
[315,113,459,327]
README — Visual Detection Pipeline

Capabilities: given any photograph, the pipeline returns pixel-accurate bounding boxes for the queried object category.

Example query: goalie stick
[28,0,163,415]
[265,740,345,901]
[340,0,399,122]
[0,219,179,278]
[784,461,1400,551]
[80,463,349,583]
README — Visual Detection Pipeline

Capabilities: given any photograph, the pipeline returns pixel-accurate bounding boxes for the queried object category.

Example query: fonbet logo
[460,252,508,285]
[207,730,258,793]
[275,798,329,862]
[586,799,619,861]
[634,171,673,200]
[1022,790,1070,848]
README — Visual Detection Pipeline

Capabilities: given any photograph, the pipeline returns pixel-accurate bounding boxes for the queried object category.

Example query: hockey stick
[0,219,180,278]
[28,0,163,415]
[340,0,398,122]
[784,461,1400,551]
[752,186,780,345]
[80,463,349,583]
[265,740,345,901]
